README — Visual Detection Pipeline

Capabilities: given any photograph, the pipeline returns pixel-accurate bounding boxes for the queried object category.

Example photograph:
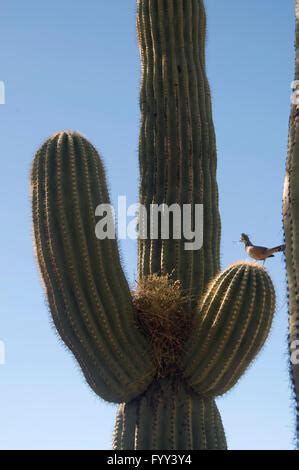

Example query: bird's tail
[269,244,286,255]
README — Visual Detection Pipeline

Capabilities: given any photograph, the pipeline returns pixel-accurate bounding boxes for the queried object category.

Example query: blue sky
[0,0,295,450]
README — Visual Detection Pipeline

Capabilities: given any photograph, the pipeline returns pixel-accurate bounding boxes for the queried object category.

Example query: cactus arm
[31,131,155,403]
[283,0,299,447]
[137,0,221,300]
[180,262,275,397]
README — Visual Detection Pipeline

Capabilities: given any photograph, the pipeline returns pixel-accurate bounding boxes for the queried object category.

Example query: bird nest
[132,274,193,378]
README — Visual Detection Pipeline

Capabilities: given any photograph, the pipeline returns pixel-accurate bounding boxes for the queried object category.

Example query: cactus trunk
[282,0,299,449]
[137,0,221,301]
[113,379,226,450]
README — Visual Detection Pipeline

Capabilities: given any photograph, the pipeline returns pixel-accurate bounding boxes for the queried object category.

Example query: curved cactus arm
[283,0,299,447]
[31,131,155,403]
[180,262,275,397]
[137,0,221,301]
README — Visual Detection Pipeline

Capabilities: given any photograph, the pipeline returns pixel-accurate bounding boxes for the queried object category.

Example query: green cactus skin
[137,0,221,301]
[112,379,226,450]
[31,131,155,403]
[282,0,299,448]
[31,0,277,450]
[181,263,275,397]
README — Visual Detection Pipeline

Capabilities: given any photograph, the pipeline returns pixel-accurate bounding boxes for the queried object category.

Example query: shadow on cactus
[31,0,276,450]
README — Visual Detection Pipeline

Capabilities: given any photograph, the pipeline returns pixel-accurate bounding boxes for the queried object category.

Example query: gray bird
[240,233,285,263]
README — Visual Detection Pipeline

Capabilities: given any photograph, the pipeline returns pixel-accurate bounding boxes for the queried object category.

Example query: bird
[240,233,285,263]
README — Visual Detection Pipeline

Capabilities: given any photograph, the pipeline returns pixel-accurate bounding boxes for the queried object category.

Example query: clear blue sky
[0,0,295,450]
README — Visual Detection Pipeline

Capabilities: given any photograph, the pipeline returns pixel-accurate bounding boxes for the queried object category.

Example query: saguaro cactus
[283,0,299,449]
[31,0,276,449]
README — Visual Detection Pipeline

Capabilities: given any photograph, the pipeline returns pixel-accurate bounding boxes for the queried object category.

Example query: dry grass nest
[132,274,193,377]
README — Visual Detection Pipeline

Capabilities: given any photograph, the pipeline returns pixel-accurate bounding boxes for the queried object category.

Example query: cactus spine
[31,0,276,449]
[283,0,299,449]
